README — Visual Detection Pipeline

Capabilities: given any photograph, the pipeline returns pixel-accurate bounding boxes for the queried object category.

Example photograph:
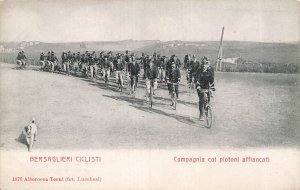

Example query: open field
[0,63,299,151]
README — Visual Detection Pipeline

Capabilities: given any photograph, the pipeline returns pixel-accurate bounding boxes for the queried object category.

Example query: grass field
[0,63,299,151]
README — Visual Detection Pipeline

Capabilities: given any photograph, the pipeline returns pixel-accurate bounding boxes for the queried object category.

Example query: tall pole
[217,27,224,71]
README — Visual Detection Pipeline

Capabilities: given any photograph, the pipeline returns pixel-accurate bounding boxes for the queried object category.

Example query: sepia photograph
[0,0,299,189]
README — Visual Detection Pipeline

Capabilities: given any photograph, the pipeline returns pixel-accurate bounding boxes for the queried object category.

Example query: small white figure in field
[24,117,38,152]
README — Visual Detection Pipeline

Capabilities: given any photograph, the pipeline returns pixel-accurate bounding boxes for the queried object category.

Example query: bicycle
[147,79,155,108]
[170,82,179,110]
[197,83,215,128]
[16,59,26,70]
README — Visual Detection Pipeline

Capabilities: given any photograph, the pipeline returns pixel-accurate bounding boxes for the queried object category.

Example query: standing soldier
[24,117,38,152]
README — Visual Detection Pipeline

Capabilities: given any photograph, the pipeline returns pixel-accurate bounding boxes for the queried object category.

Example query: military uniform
[195,62,214,120]
[24,119,38,152]
[166,67,181,98]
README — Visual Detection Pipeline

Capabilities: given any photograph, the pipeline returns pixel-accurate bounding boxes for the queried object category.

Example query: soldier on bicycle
[166,62,181,105]
[115,57,124,90]
[194,57,215,121]
[145,59,158,101]
[16,51,27,69]
[128,56,140,94]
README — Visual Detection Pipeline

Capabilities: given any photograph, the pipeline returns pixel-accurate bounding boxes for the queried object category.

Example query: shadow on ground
[15,129,29,150]
[103,94,206,128]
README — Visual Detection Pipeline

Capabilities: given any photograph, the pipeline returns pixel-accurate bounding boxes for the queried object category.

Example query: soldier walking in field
[24,117,38,152]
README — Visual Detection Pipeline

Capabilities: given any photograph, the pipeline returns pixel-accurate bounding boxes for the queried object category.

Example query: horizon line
[0,39,299,44]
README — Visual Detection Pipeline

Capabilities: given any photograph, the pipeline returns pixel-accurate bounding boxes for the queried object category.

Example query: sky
[0,0,299,42]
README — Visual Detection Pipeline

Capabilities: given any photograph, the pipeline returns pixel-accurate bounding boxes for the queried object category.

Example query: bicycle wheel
[205,105,213,128]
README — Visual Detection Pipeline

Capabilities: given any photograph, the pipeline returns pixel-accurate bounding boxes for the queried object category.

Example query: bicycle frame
[198,83,214,128]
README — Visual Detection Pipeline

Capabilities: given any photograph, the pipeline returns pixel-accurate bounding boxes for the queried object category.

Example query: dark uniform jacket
[40,54,45,61]
[166,68,181,83]
[146,65,158,80]
[166,60,173,73]
[189,60,200,76]
[50,55,58,62]
[80,56,85,63]
[62,54,67,62]
[17,53,26,60]
[195,66,214,89]
[115,62,123,71]
[103,60,110,69]
[175,59,182,69]
[128,61,140,76]
[157,58,166,69]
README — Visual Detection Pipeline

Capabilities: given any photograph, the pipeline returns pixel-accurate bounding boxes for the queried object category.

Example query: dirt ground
[0,63,299,150]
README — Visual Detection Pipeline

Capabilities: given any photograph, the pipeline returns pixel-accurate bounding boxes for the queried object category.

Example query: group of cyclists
[17,50,215,121]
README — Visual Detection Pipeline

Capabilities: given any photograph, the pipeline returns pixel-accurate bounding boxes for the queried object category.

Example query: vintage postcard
[0,0,299,189]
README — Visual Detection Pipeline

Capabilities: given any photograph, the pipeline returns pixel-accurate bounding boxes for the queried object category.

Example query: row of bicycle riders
[17,50,215,120]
